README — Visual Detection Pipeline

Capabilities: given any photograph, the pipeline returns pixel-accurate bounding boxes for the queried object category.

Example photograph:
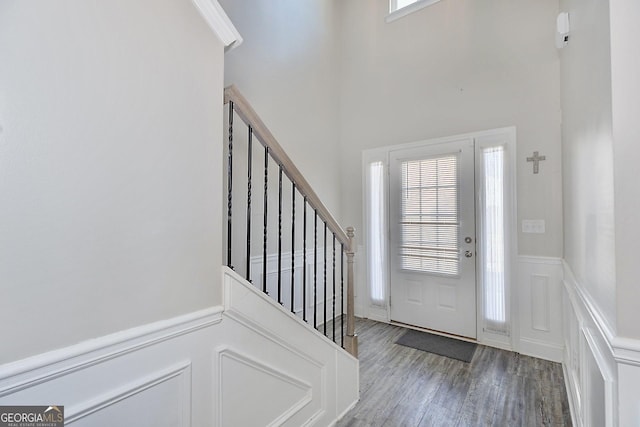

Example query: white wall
[560,0,640,424]
[0,0,225,364]
[559,0,616,335]
[218,0,343,220]
[338,0,563,259]
[610,0,640,341]
[609,0,640,423]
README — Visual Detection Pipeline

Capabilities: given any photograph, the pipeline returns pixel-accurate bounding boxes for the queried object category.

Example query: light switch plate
[522,219,545,234]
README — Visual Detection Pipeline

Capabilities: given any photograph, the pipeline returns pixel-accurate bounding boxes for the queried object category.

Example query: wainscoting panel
[562,260,630,427]
[66,363,192,426]
[222,266,359,427]
[517,256,564,361]
[216,347,313,427]
[0,267,359,427]
[530,274,551,332]
[0,307,223,426]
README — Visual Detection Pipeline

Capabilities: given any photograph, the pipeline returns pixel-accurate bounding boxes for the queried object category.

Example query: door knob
[465,250,473,258]
[465,237,473,243]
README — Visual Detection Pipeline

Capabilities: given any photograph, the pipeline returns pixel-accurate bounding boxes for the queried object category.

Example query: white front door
[389,138,477,338]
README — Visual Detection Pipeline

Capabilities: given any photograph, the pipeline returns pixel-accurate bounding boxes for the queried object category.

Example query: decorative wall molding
[564,258,640,425]
[516,256,563,362]
[530,274,551,332]
[611,337,640,367]
[563,261,640,366]
[562,360,581,427]
[582,327,616,427]
[222,271,327,370]
[0,306,223,426]
[0,307,223,397]
[216,347,314,427]
[563,262,616,347]
[191,0,242,51]
[0,268,358,426]
[517,255,563,265]
[65,362,192,425]
[221,266,359,426]
[223,266,356,363]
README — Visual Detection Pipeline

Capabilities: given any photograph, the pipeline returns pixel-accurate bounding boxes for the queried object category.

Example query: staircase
[221,85,360,425]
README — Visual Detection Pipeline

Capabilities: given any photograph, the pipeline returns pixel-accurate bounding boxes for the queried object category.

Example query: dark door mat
[395,328,477,362]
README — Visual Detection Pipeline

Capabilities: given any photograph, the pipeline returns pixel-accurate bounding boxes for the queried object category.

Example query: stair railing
[224,85,358,357]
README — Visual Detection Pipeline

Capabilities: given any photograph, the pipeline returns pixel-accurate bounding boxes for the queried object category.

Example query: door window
[399,155,459,276]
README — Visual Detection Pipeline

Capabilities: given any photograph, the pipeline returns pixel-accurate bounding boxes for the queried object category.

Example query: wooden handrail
[224,85,349,247]
[224,85,357,358]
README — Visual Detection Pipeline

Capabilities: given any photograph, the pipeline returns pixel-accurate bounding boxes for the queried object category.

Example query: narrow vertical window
[481,146,508,334]
[368,161,386,305]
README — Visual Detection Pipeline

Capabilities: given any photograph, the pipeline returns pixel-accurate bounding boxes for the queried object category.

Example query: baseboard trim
[330,399,359,427]
[519,337,563,362]
[0,306,223,396]
[480,336,513,352]
[562,358,581,427]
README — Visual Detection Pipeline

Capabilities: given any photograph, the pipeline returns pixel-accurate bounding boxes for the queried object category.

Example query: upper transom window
[391,0,420,12]
[387,0,442,22]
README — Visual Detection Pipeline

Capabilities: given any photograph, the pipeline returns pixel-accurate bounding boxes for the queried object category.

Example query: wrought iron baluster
[245,126,253,281]
[324,222,327,336]
[333,233,336,343]
[341,244,344,348]
[227,101,234,269]
[291,183,296,314]
[314,211,318,329]
[303,198,307,322]
[278,166,283,305]
[262,146,269,294]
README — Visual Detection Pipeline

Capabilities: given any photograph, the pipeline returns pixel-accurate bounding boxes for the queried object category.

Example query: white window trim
[386,0,442,23]
[475,132,517,350]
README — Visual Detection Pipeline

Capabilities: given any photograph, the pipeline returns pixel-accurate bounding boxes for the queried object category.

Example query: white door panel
[389,139,476,338]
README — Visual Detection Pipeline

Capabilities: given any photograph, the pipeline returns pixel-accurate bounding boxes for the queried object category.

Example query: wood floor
[336,318,572,427]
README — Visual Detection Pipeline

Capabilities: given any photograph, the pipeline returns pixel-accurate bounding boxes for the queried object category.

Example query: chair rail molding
[191,0,242,51]
[0,307,224,426]
[0,268,358,426]
[563,260,640,366]
[0,307,223,395]
[562,259,640,426]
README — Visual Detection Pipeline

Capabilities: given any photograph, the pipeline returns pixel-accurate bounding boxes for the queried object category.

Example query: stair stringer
[215,267,359,427]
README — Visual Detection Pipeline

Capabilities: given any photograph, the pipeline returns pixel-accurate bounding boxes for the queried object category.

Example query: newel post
[345,226,358,358]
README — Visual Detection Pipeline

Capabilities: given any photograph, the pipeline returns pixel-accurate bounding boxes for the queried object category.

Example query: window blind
[399,155,459,275]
